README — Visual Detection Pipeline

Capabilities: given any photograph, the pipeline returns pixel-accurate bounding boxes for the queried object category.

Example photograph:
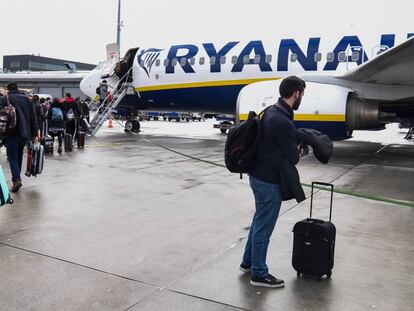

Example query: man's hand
[299,143,309,157]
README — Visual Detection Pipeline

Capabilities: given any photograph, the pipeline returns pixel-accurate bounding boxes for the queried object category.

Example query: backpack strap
[258,104,275,119]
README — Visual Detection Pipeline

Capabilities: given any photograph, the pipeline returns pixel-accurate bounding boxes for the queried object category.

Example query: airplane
[80,32,414,140]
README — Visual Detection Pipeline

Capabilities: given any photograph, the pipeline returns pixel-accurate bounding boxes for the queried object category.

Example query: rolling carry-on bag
[0,165,13,206]
[77,131,85,149]
[25,143,45,177]
[40,121,54,154]
[64,133,73,151]
[80,117,91,132]
[292,182,336,279]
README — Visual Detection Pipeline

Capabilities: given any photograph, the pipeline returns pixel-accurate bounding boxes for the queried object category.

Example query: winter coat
[248,98,305,203]
[296,128,333,164]
[0,91,37,140]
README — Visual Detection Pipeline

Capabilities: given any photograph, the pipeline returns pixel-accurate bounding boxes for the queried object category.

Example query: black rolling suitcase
[292,182,336,279]
[40,121,54,154]
[77,131,85,149]
[64,133,73,151]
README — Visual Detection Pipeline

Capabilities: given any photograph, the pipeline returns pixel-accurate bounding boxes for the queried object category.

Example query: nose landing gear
[124,120,140,133]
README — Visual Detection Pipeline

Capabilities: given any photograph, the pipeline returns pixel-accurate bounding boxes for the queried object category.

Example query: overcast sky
[0,0,412,67]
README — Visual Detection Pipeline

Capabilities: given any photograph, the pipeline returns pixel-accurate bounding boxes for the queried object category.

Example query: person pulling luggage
[62,93,82,145]
[240,76,307,288]
[47,98,66,153]
[0,82,38,192]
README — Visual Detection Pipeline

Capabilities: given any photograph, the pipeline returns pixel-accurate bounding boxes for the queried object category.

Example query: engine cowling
[237,80,382,140]
[346,95,381,130]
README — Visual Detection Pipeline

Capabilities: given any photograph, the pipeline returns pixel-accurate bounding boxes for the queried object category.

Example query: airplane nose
[80,76,96,99]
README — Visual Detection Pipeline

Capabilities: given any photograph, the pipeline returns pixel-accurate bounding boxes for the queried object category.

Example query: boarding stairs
[88,68,133,136]
[405,126,414,140]
[89,86,127,136]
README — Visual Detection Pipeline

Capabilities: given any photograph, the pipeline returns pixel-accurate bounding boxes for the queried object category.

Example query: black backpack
[224,106,272,174]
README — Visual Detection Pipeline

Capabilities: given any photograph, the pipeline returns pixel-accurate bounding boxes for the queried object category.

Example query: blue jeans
[5,136,27,182]
[242,176,282,278]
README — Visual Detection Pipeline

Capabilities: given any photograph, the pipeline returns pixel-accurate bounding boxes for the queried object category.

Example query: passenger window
[326,52,334,62]
[314,53,322,62]
[210,56,216,65]
[139,60,145,67]
[163,59,169,66]
[338,51,347,62]
[180,58,187,66]
[220,56,226,64]
[199,57,205,65]
[254,55,261,64]
[172,58,178,66]
[265,54,272,64]
[290,53,297,62]
[243,55,249,64]
[155,59,161,67]
[189,58,195,65]
[231,56,238,64]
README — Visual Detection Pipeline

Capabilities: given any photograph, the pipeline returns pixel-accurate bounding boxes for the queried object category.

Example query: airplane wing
[341,36,414,85]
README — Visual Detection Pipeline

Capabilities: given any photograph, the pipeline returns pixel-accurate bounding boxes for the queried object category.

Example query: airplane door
[114,47,140,81]
[345,46,367,71]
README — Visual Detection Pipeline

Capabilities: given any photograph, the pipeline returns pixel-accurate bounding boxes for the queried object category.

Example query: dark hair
[46,97,51,100]
[32,95,40,102]
[40,97,46,103]
[7,82,18,92]
[65,93,71,97]
[53,98,60,104]
[279,76,306,98]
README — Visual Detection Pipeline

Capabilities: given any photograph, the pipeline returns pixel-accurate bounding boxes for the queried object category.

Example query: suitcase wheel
[297,272,301,277]
[326,271,332,278]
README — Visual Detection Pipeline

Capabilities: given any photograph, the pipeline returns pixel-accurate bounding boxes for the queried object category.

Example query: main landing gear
[124,120,140,133]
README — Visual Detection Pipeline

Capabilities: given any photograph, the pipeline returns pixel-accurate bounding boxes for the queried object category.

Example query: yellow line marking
[136,77,281,92]
[239,113,346,122]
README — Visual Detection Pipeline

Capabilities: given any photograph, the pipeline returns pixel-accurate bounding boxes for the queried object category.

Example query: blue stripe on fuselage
[119,84,246,114]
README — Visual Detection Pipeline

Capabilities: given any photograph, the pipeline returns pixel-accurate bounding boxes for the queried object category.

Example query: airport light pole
[116,0,124,57]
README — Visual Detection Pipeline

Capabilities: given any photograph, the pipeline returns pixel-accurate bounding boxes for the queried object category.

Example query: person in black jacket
[48,98,66,153]
[1,82,38,192]
[32,95,45,137]
[62,93,82,139]
[241,76,306,288]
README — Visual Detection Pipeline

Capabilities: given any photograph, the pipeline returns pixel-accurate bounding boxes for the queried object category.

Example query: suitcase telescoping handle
[310,182,334,222]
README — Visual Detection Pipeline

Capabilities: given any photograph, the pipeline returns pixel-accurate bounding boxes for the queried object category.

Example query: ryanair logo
[138,48,163,77]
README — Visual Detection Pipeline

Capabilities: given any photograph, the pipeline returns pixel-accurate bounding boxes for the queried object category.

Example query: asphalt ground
[0,119,413,311]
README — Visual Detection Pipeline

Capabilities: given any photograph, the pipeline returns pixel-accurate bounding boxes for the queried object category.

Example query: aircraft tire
[132,120,140,132]
[125,121,134,132]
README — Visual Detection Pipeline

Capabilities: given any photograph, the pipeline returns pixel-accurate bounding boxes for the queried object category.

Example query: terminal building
[3,55,96,73]
[0,55,96,99]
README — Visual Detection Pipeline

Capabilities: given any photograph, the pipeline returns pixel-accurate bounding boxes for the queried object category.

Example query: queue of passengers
[0,82,90,193]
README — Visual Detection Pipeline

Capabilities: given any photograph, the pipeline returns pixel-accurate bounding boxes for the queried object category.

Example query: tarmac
[0,120,413,311]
